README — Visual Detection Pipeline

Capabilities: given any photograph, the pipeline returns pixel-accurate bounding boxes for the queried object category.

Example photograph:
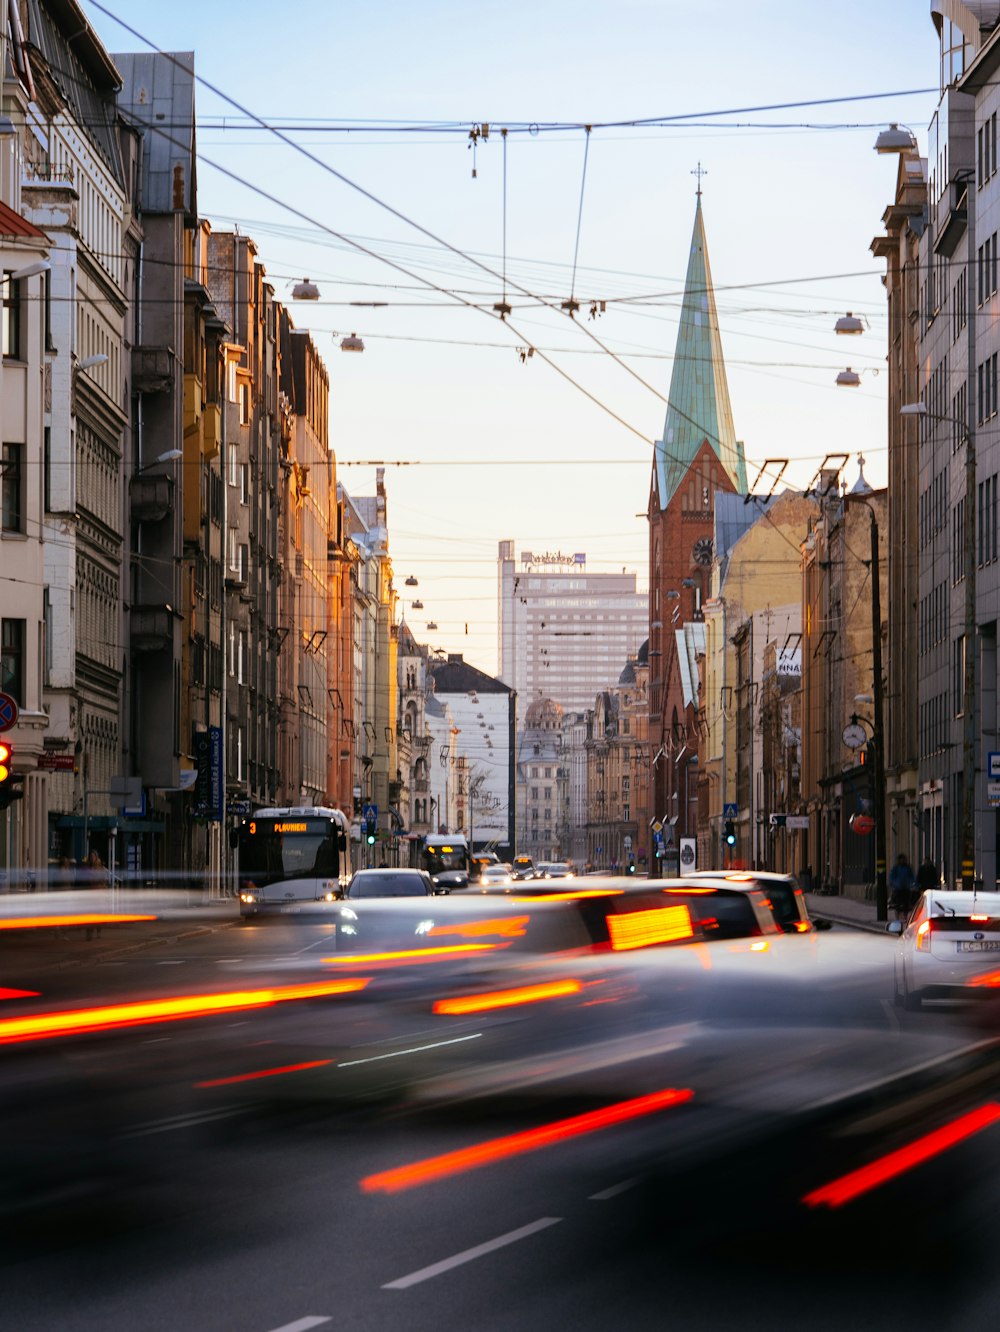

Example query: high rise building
[497,545,646,714]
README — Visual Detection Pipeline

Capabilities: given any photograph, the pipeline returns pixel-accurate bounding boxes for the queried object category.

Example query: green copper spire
[654,193,747,509]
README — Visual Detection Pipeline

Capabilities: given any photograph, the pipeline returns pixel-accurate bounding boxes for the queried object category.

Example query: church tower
[647,182,747,863]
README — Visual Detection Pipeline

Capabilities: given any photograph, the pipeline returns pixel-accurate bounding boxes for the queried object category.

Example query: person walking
[889,852,917,919]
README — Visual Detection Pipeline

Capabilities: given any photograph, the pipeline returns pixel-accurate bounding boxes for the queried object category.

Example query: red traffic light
[0,741,10,784]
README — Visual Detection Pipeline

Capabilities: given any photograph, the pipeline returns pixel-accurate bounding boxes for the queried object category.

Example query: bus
[421,834,471,890]
[236,806,351,916]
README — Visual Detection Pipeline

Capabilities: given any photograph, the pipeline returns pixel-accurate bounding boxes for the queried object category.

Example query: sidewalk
[0,888,237,924]
[805,890,889,936]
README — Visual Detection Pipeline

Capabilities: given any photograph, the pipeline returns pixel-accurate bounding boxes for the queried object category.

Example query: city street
[3,904,1000,1330]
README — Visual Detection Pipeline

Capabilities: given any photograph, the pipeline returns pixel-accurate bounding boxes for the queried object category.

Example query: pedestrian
[916,855,939,894]
[888,852,917,919]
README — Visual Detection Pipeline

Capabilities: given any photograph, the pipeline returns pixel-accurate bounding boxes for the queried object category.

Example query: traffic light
[724,819,737,847]
[365,818,376,846]
[627,856,636,874]
[0,741,23,811]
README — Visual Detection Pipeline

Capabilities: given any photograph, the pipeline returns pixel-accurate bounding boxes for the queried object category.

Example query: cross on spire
[691,161,707,199]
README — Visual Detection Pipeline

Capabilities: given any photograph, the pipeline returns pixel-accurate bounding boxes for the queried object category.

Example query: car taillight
[971,914,989,922]
[916,920,933,951]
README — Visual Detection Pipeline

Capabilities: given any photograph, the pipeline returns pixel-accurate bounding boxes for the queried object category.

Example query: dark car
[344,868,443,899]
[510,856,536,881]
[689,871,817,933]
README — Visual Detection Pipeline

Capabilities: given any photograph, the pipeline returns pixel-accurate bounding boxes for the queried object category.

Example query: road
[3,906,1000,1331]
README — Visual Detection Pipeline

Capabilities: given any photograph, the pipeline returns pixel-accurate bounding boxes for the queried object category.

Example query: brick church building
[647,187,747,869]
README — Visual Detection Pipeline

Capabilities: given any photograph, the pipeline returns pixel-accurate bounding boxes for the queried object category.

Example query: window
[2,274,21,358]
[1,442,23,532]
[954,635,966,716]
[240,462,249,506]
[239,382,250,425]
[544,767,552,779]
[623,803,630,821]
[1,618,24,705]
[953,498,967,583]
[544,786,551,800]
[42,588,51,687]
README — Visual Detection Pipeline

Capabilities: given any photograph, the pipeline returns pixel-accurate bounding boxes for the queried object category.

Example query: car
[544,862,575,880]
[344,868,443,899]
[510,855,535,881]
[891,890,1000,1010]
[478,864,513,888]
[658,879,784,940]
[690,870,818,933]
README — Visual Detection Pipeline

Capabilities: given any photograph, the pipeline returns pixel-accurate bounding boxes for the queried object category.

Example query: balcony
[130,606,174,653]
[130,474,174,523]
[133,345,175,394]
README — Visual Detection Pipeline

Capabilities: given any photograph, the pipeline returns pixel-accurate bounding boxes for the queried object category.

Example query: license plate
[957,940,1000,952]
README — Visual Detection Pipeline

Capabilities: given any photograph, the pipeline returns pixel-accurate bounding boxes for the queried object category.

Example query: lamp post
[902,400,977,890]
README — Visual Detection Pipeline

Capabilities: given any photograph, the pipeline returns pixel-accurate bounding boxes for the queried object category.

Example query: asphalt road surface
[4,907,1000,1331]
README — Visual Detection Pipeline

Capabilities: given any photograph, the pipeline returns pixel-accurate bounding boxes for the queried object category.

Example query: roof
[714,491,776,565]
[0,200,46,239]
[676,622,706,708]
[26,0,124,185]
[654,196,747,510]
[113,52,196,215]
[430,655,513,695]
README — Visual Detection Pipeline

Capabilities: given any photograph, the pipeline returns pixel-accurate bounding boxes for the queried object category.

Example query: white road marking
[263,1319,332,1332]
[382,1217,563,1290]
[589,1177,638,1201]
[338,1033,482,1069]
[123,1105,246,1138]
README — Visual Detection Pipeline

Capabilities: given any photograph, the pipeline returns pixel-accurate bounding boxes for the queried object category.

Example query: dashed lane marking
[589,1177,638,1200]
[382,1217,563,1290]
[262,1319,332,1332]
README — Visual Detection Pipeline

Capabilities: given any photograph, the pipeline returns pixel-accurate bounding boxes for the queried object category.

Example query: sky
[83,0,941,678]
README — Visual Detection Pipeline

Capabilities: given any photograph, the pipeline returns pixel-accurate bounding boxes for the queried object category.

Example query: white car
[892,890,1000,1010]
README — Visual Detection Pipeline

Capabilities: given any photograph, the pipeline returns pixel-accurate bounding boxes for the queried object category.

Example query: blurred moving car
[891,890,1000,1009]
[511,855,536,881]
[344,868,442,899]
[691,870,817,934]
[659,879,783,940]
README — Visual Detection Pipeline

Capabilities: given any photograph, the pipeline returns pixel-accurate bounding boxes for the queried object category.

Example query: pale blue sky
[84,1,939,675]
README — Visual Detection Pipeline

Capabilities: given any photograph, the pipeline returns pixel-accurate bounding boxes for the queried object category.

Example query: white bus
[236,806,352,916]
[420,833,471,890]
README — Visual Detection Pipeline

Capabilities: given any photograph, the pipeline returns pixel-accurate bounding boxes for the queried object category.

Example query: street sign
[0,692,18,733]
[723,802,738,820]
[850,814,875,836]
[227,799,252,816]
[787,815,810,831]
[988,781,1000,809]
[651,819,663,834]
[679,837,697,875]
[37,753,74,771]
[990,753,1000,780]
[623,835,632,850]
[363,803,378,826]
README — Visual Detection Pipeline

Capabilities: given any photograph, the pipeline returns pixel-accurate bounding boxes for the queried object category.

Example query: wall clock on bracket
[692,536,713,567]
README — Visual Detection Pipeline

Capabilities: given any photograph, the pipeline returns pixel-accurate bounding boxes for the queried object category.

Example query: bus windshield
[425,846,468,875]
[240,818,340,889]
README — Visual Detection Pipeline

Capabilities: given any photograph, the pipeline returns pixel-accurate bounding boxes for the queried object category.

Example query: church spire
[654,188,747,510]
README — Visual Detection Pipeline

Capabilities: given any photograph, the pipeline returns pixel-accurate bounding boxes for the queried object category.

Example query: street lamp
[902,400,977,890]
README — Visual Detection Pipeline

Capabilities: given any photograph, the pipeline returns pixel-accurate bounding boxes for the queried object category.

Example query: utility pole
[962,167,978,892]
[870,509,888,921]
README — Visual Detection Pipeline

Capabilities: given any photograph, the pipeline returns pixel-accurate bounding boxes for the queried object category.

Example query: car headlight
[239,892,256,904]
